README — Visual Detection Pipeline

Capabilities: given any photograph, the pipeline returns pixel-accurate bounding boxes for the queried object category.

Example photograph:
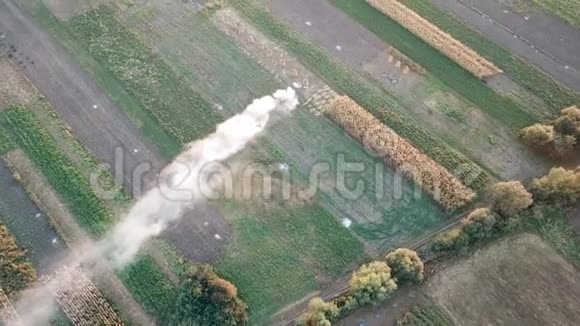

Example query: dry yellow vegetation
[45,265,124,326]
[0,287,18,322]
[326,96,476,210]
[367,0,502,79]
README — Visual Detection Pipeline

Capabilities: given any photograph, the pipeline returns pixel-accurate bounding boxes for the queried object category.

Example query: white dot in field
[52,238,58,244]
[565,65,570,69]
[214,234,222,240]
[35,213,41,218]
[341,218,352,228]
[133,148,139,153]
[336,45,342,51]
[292,82,302,89]
[524,16,529,21]
[92,104,98,109]
[503,10,509,14]
[305,21,312,26]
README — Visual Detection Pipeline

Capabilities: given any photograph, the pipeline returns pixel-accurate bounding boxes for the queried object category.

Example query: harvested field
[0,287,18,322]
[326,96,475,210]
[46,265,123,326]
[213,8,326,101]
[428,234,580,325]
[366,0,501,80]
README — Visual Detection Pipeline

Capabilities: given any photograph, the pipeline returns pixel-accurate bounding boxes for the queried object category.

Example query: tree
[520,124,555,148]
[490,181,533,216]
[347,261,397,307]
[461,208,497,240]
[297,297,339,326]
[165,264,248,326]
[554,134,577,155]
[385,248,424,284]
[556,106,580,136]
[531,167,580,204]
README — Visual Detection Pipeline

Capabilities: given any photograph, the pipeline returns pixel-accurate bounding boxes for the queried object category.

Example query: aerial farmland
[0,0,579,325]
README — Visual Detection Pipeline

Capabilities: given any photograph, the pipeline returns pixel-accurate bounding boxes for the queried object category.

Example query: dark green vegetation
[118,255,175,318]
[396,304,453,326]
[217,204,365,323]
[19,0,180,159]
[2,106,112,236]
[332,0,537,129]
[229,0,489,190]
[0,105,174,321]
[402,0,580,114]
[0,223,36,295]
[165,264,248,326]
[67,6,221,144]
[0,127,14,155]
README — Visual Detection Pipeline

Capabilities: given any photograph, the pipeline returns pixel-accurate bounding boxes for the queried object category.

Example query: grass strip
[229,0,489,190]
[3,106,111,236]
[67,5,222,144]
[333,0,536,129]
[530,0,580,28]
[402,0,580,113]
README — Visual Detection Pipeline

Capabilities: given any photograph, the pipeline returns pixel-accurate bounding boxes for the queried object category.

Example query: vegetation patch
[217,204,365,324]
[332,0,536,131]
[2,106,112,236]
[118,255,175,319]
[66,5,221,144]
[0,223,36,295]
[530,0,580,28]
[367,0,501,79]
[395,304,453,326]
[0,127,14,155]
[401,0,580,114]
[229,0,489,190]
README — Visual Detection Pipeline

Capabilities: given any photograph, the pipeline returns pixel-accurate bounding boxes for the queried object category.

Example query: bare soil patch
[428,233,580,325]
[0,58,36,109]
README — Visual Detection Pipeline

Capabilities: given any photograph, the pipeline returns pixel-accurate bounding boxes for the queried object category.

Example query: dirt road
[429,0,580,92]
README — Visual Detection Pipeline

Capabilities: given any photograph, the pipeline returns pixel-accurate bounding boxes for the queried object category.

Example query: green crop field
[0,105,175,322]
[67,6,221,144]
[217,204,365,324]
[18,0,180,159]
[0,126,14,155]
[396,304,453,326]
[530,0,580,28]
[401,0,580,114]
[228,0,489,190]
[331,0,537,129]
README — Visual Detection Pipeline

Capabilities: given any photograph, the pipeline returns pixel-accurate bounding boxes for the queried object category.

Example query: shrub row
[367,0,501,79]
[229,0,489,190]
[327,96,476,210]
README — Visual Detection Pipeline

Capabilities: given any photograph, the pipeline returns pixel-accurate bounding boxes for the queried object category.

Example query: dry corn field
[367,0,502,79]
[326,96,476,210]
[45,265,123,326]
[0,287,18,322]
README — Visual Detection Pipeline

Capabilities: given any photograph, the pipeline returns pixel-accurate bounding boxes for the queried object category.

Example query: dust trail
[8,88,299,325]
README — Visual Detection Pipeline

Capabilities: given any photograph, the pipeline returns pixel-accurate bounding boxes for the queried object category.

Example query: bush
[432,228,469,252]
[164,264,248,326]
[0,224,36,294]
[297,297,339,326]
[520,124,555,148]
[385,248,424,284]
[531,167,580,204]
[554,106,580,136]
[461,208,497,240]
[490,181,533,216]
[347,261,397,307]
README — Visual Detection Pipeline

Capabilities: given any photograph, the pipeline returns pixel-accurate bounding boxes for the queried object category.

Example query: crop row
[333,0,537,130]
[367,0,501,79]
[0,127,14,156]
[3,106,112,236]
[228,0,489,189]
[45,265,123,326]
[327,96,476,210]
[402,0,580,114]
[2,107,173,321]
[66,5,222,144]
[0,287,18,322]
